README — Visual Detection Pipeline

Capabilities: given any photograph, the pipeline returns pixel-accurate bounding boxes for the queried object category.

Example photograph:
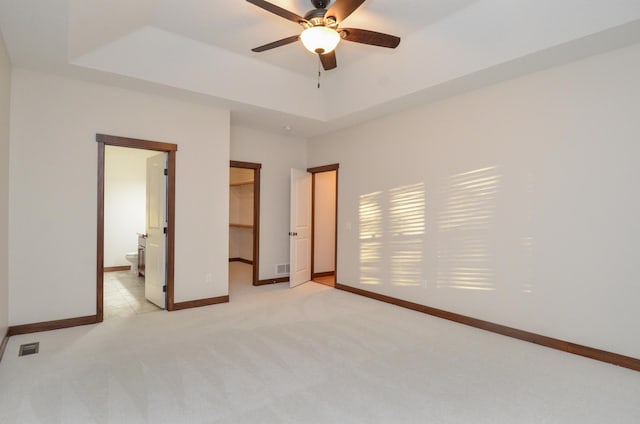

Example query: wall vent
[276,264,290,275]
[19,342,39,357]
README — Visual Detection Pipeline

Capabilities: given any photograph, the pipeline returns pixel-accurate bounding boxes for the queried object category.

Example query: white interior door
[290,169,312,288]
[145,153,167,308]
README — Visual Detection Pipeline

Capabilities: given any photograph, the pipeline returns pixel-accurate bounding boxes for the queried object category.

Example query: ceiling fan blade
[252,35,300,52]
[246,0,308,25]
[325,0,366,23]
[320,50,337,71]
[340,28,400,48]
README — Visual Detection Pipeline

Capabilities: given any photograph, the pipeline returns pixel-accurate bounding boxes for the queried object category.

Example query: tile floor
[103,270,161,319]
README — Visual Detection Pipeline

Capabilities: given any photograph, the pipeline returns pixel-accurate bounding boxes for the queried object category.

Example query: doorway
[96,134,177,321]
[102,146,163,318]
[229,160,261,286]
[309,164,339,287]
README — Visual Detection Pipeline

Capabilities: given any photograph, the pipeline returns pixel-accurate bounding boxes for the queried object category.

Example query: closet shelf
[230,181,254,187]
[229,223,253,229]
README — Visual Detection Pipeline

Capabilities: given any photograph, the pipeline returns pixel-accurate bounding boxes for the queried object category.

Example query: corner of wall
[0,30,12,338]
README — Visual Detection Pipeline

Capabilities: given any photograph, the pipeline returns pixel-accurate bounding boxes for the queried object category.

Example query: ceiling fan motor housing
[305,0,336,26]
[304,9,328,23]
[311,0,329,9]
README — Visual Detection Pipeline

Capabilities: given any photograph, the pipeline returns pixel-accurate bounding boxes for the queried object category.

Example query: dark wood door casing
[97,134,178,319]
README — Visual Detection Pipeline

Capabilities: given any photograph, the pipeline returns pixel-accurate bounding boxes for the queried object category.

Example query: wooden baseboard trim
[312,271,335,278]
[0,330,8,362]
[172,295,229,311]
[255,277,289,286]
[104,265,131,272]
[229,258,254,265]
[7,315,100,337]
[335,283,640,372]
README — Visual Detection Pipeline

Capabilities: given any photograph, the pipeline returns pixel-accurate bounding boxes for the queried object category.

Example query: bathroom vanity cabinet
[137,234,146,277]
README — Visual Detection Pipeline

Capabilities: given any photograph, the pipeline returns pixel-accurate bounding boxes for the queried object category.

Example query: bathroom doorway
[308,164,339,287]
[96,134,178,321]
[229,161,261,287]
[104,146,162,318]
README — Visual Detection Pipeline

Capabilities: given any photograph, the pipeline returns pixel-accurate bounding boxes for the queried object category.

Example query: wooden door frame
[307,164,339,285]
[230,160,262,286]
[96,134,178,320]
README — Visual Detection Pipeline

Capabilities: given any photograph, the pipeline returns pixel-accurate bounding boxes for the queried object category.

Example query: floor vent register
[18,342,39,356]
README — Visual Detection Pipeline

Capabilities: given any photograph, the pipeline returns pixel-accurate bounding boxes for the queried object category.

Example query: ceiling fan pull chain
[317,56,322,88]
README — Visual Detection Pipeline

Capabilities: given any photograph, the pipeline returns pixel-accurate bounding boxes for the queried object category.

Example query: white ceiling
[1,0,640,138]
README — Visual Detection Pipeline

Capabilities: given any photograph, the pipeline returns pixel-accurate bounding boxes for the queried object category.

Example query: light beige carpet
[1,263,638,423]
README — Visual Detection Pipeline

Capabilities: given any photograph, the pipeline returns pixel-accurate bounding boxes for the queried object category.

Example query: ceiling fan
[246,0,401,71]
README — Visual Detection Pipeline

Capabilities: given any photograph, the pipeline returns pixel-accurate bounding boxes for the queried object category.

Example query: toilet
[125,251,138,274]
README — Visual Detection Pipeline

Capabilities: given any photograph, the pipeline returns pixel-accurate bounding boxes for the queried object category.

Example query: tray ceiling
[1,0,640,137]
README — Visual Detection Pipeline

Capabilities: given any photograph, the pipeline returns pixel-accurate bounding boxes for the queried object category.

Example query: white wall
[104,146,156,268]
[8,69,230,325]
[228,227,253,260]
[314,171,336,274]
[230,126,307,280]
[0,32,11,337]
[308,43,640,359]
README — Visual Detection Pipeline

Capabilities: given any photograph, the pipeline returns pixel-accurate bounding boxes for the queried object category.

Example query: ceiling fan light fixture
[300,26,341,55]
